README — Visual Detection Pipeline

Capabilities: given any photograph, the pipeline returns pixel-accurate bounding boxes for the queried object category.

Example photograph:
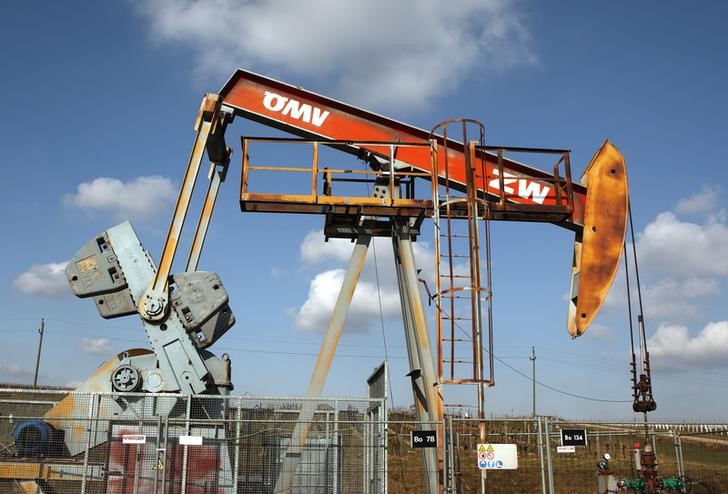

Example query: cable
[493,353,631,403]
[432,298,630,402]
[371,238,395,408]
[430,298,631,403]
[363,158,396,407]
[224,346,407,360]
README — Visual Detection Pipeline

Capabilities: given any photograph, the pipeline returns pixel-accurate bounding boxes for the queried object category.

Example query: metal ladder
[430,119,494,422]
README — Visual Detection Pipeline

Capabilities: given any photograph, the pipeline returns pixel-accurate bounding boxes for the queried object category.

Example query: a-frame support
[275,234,372,493]
[275,219,442,494]
[392,218,443,494]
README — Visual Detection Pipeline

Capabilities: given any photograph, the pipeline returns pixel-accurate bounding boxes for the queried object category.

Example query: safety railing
[240,137,435,219]
[478,144,575,223]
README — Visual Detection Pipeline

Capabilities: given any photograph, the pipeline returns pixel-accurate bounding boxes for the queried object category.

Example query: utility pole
[530,346,536,417]
[33,318,45,388]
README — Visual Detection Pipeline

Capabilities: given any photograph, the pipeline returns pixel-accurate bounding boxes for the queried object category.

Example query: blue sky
[1,1,727,420]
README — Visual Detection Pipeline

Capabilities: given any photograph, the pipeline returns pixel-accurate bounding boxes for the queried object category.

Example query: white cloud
[80,337,113,355]
[300,231,355,265]
[637,212,728,277]
[675,186,719,214]
[295,231,470,332]
[643,277,719,321]
[648,321,728,369]
[595,196,728,327]
[295,269,401,332]
[64,176,176,221]
[135,0,534,111]
[13,262,70,297]
[584,323,614,341]
[0,363,32,380]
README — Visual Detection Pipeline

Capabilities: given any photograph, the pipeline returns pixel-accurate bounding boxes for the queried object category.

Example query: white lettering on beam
[263,91,330,127]
[488,169,550,205]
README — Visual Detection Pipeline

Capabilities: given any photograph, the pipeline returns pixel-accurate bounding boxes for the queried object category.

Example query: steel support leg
[186,162,228,272]
[275,235,372,493]
[393,220,442,494]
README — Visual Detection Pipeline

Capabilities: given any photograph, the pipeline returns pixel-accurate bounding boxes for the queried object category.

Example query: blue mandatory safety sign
[478,459,505,470]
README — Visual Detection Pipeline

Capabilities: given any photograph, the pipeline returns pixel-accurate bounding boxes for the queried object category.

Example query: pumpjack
[9,69,634,493]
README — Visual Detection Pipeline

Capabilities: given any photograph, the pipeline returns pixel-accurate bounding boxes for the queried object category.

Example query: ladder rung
[438,253,472,260]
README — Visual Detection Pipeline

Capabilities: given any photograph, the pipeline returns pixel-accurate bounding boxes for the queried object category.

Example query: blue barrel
[12,419,54,456]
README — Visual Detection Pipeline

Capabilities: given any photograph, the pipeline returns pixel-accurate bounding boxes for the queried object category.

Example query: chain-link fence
[0,388,386,494]
[3,387,728,494]
[442,417,728,493]
[672,427,728,493]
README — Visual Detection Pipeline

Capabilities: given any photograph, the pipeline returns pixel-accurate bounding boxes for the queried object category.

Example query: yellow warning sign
[152,458,164,471]
[478,444,486,452]
[486,445,495,452]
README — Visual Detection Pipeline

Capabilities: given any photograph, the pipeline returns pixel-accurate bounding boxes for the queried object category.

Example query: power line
[493,352,630,403]
[439,308,632,403]
[9,318,725,399]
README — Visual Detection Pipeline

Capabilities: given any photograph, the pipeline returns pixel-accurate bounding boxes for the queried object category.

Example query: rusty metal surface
[568,141,628,336]
[0,461,104,481]
[219,69,589,228]
[240,137,436,225]
[393,223,443,494]
[141,99,217,321]
[14,480,48,494]
[43,349,154,456]
[274,235,371,493]
[186,164,225,272]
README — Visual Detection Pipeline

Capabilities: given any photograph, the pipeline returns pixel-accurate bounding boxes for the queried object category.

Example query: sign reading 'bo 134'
[560,428,588,447]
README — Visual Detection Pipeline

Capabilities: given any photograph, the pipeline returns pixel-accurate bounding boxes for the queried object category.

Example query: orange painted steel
[568,141,629,336]
[219,69,588,228]
[220,70,629,337]
[241,137,434,217]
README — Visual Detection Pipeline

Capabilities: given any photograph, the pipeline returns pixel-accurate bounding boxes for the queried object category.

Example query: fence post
[383,400,388,494]
[364,408,368,494]
[334,401,340,494]
[233,397,242,494]
[154,414,162,494]
[446,415,456,493]
[181,395,191,494]
[133,418,143,494]
[544,417,555,494]
[162,414,169,494]
[80,393,98,494]
[536,417,547,494]
[673,430,685,481]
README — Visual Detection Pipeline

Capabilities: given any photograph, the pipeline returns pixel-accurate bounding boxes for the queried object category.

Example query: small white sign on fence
[179,435,203,446]
[122,434,146,444]
[557,445,576,453]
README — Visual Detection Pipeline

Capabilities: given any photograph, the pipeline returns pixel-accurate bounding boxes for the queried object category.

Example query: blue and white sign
[476,443,518,470]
